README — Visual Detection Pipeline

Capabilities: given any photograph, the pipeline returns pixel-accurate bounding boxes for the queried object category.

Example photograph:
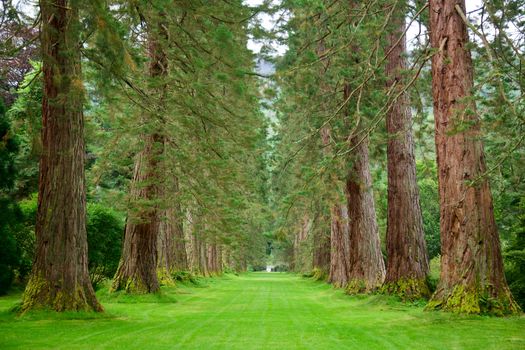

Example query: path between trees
[0,273,524,349]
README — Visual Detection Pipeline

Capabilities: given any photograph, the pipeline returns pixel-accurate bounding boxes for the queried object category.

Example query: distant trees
[275,0,521,314]
[0,0,522,317]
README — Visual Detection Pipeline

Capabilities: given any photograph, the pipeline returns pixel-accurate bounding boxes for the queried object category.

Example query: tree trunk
[312,208,330,278]
[383,2,430,300]
[345,134,385,293]
[111,134,162,293]
[319,125,350,287]
[207,242,222,275]
[311,36,333,280]
[198,238,210,277]
[111,12,169,294]
[21,0,102,312]
[328,204,350,287]
[427,0,519,315]
[157,177,188,284]
[312,223,331,278]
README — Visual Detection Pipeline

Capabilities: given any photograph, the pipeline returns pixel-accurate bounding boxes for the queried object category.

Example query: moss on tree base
[311,268,327,281]
[157,268,176,287]
[345,279,381,295]
[110,275,160,294]
[426,285,521,316]
[381,278,431,301]
[21,274,103,313]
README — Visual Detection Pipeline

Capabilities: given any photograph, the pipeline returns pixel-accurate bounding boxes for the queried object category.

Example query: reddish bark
[157,178,188,277]
[345,134,386,293]
[111,134,163,293]
[21,0,101,312]
[111,17,168,293]
[328,204,350,287]
[383,3,429,299]
[427,0,518,314]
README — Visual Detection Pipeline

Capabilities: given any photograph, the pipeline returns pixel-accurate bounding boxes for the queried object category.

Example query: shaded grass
[0,273,524,349]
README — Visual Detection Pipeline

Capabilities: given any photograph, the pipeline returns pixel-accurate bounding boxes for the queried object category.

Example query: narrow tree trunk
[157,177,188,284]
[312,222,331,278]
[345,134,385,293]
[157,207,176,285]
[111,134,162,293]
[199,238,210,277]
[311,37,333,280]
[328,205,350,287]
[427,0,519,315]
[112,18,168,293]
[383,2,430,300]
[207,243,222,275]
[319,125,350,287]
[21,0,102,312]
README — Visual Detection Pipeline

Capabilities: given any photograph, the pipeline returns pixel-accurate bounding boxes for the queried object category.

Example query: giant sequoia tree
[383,1,429,299]
[112,8,168,293]
[426,0,518,315]
[21,0,101,312]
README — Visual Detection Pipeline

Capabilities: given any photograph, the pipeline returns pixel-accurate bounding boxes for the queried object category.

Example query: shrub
[0,198,21,294]
[504,197,525,309]
[87,203,124,289]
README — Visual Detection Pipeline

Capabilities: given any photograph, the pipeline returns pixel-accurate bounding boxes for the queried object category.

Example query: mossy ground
[1,273,524,349]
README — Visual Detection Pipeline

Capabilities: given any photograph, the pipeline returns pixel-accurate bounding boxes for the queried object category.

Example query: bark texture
[312,217,331,278]
[206,242,222,275]
[328,204,350,287]
[345,135,385,293]
[319,125,350,287]
[383,3,430,300]
[292,215,311,273]
[157,178,188,284]
[311,38,333,280]
[111,134,163,293]
[112,20,168,293]
[21,0,102,312]
[427,0,519,314]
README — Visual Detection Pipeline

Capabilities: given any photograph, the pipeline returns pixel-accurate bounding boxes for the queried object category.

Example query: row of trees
[273,0,523,315]
[1,0,270,312]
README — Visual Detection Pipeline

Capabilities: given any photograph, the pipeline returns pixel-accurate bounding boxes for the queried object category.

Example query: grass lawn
[0,273,524,349]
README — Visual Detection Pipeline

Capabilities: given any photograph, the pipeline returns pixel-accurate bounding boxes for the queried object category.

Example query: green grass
[0,273,524,349]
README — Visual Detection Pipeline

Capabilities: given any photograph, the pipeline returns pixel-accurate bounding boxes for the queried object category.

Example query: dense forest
[0,0,524,323]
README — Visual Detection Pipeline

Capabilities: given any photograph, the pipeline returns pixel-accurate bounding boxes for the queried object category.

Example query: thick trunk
[383,3,430,300]
[111,15,168,294]
[345,135,385,293]
[427,0,518,315]
[21,0,101,312]
[111,134,162,293]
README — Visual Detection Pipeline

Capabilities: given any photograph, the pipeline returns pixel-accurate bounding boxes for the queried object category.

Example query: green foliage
[6,62,42,197]
[0,198,20,295]
[416,161,441,259]
[504,197,525,309]
[12,194,37,280]
[86,203,124,289]
[0,97,21,294]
